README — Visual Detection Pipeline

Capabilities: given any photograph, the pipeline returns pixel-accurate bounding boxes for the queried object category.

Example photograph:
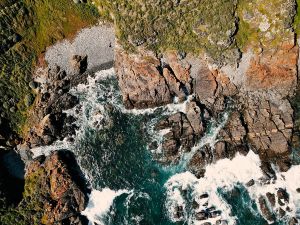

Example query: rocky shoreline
[0,23,115,224]
[1,0,300,224]
[1,25,299,225]
[114,37,299,223]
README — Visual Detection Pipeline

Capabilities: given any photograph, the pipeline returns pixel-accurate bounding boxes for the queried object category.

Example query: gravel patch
[45,24,115,73]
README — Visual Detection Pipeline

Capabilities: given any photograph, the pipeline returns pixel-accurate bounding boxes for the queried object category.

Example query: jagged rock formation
[0,0,98,140]
[18,54,90,155]
[115,40,298,171]
[1,0,300,224]
[23,150,89,224]
[0,150,89,225]
[115,5,299,220]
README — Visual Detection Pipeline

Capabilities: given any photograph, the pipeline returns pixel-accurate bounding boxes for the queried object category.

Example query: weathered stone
[246,179,255,187]
[245,45,298,96]
[277,188,289,205]
[24,150,89,224]
[289,217,298,225]
[266,192,276,207]
[70,55,88,74]
[258,196,274,222]
[115,46,172,109]
[195,211,207,220]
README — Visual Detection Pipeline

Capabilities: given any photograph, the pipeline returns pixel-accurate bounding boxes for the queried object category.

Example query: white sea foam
[165,150,300,224]
[82,188,130,225]
[67,68,119,131]
[123,95,194,116]
[247,164,300,222]
[30,68,117,159]
[28,65,300,224]
[30,139,70,158]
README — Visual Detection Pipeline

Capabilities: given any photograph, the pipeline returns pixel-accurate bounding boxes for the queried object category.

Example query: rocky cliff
[1,0,300,224]
[0,150,89,225]
[103,0,300,222]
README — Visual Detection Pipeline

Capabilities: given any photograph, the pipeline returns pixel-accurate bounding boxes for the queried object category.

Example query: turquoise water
[64,69,295,225]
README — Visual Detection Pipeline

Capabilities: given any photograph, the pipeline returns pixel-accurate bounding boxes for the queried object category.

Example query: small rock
[70,55,88,74]
[277,188,289,205]
[9,106,16,113]
[266,192,276,207]
[2,102,9,110]
[209,210,221,218]
[246,179,255,187]
[195,211,207,220]
[24,94,35,107]
[258,196,274,222]
[192,200,199,209]
[289,218,298,225]
[278,208,286,217]
[175,206,184,219]
[200,193,209,199]
[216,220,228,225]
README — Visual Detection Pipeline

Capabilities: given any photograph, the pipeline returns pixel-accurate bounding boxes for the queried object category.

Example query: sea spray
[165,150,300,224]
[82,188,130,225]
[29,67,300,224]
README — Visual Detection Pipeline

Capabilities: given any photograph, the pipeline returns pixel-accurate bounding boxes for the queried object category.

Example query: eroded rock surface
[115,39,299,176]
[22,150,89,224]
[18,54,91,155]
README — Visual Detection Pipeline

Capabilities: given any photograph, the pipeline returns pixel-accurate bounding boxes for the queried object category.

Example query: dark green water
[66,69,291,225]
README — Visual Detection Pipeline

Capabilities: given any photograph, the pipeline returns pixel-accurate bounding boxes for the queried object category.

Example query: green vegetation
[95,0,297,59]
[0,168,47,225]
[236,0,296,51]
[0,0,99,135]
[95,0,239,62]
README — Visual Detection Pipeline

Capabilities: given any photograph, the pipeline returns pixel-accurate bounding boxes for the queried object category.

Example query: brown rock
[258,196,274,222]
[266,192,276,207]
[289,217,298,225]
[215,141,227,160]
[70,55,88,74]
[277,188,289,205]
[246,45,298,95]
[115,47,172,109]
[192,60,217,102]
[115,47,195,109]
[186,101,204,135]
[246,179,255,187]
[195,211,207,220]
[24,150,89,225]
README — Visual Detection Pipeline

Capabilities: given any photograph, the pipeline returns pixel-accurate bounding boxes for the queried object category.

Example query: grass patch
[0,0,99,135]
[94,0,239,62]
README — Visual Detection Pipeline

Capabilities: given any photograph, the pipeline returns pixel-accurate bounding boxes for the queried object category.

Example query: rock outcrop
[18,54,91,154]
[114,37,299,175]
[115,46,193,109]
[23,150,89,224]
[152,101,205,164]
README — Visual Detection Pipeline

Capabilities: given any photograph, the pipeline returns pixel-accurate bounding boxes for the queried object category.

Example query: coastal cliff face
[0,150,89,225]
[0,1,98,224]
[1,0,300,224]
[115,40,298,169]
[105,0,300,222]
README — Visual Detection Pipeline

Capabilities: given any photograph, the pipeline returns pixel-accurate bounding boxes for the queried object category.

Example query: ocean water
[31,68,300,225]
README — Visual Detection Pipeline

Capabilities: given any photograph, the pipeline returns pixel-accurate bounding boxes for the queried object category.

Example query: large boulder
[20,150,90,225]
